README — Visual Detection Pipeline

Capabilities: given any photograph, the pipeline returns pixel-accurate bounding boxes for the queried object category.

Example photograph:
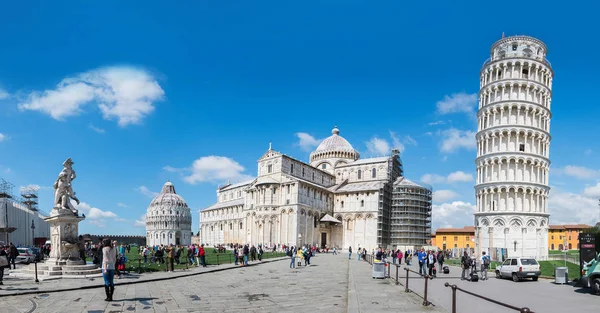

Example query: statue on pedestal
[53,158,80,216]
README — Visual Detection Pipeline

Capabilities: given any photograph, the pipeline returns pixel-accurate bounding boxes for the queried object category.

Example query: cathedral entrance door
[176,231,181,245]
[321,232,327,249]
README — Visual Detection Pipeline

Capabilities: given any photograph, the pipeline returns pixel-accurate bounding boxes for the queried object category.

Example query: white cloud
[0,133,7,142]
[433,190,460,203]
[170,156,253,184]
[433,201,475,218]
[583,183,600,198]
[0,88,9,99]
[428,121,445,126]
[548,189,599,225]
[436,92,477,116]
[404,135,417,146]
[421,171,474,185]
[72,201,120,227]
[18,66,165,127]
[88,123,105,134]
[421,174,446,185]
[136,185,159,198]
[560,165,600,180]
[117,202,128,208]
[134,214,146,228]
[295,132,322,151]
[366,137,391,156]
[163,165,184,173]
[439,128,476,153]
[446,171,474,183]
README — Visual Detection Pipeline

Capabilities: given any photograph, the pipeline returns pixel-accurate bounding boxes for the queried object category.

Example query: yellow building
[548,224,591,251]
[432,226,475,251]
[433,224,592,252]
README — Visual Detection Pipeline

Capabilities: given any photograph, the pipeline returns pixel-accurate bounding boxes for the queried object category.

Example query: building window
[268,164,272,173]
[466,236,470,241]
[272,188,276,194]
[551,236,554,240]
[358,169,362,179]
[443,236,446,241]
[522,69,529,78]
[361,200,364,207]
[229,223,232,230]
[568,235,571,240]
[169,233,173,238]
[156,233,158,238]
[454,244,457,248]
[559,236,562,240]
[220,224,223,231]
[454,236,458,241]
[162,234,165,239]
[341,201,344,208]
[512,43,517,51]
[551,243,555,250]
[466,244,470,248]
[519,144,525,152]
[291,163,294,173]
[372,168,376,178]
[287,185,290,194]
[239,222,243,229]
[312,173,315,180]
[322,164,326,169]
[346,220,352,230]
[569,243,572,250]
[302,168,305,177]
[286,199,290,204]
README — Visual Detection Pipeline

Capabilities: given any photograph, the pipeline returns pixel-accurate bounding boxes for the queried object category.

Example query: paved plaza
[0,254,438,313]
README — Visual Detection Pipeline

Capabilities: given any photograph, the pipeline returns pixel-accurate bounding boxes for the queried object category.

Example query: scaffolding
[0,179,17,243]
[20,185,39,211]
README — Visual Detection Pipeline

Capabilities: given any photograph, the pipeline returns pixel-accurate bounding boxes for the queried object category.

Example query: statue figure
[53,158,80,215]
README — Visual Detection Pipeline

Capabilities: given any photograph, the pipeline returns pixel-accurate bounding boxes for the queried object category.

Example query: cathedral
[199,127,431,252]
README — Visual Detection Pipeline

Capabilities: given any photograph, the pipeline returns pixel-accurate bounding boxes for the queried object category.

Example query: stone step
[62,273,103,279]
[62,268,102,275]
[61,264,99,271]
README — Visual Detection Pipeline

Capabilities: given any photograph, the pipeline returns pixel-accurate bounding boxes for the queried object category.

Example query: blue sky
[1,1,599,235]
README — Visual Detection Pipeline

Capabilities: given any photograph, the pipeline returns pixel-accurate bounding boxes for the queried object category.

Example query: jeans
[290,256,295,268]
[103,269,115,287]
[234,255,238,265]
[349,252,352,260]
[481,266,488,280]
[143,255,147,263]
[357,253,361,260]
[199,255,206,267]
[0,267,4,282]
[392,257,396,264]
[244,255,248,265]
[461,267,469,280]
[420,261,427,275]
[189,256,195,265]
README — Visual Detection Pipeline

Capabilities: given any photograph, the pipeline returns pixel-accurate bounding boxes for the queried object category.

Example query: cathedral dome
[309,126,360,169]
[145,181,192,246]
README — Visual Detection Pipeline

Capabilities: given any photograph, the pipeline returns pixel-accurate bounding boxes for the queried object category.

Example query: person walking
[418,248,427,276]
[288,246,296,268]
[101,238,117,301]
[348,246,352,260]
[398,250,403,265]
[165,245,174,272]
[0,245,9,286]
[427,251,436,277]
[199,244,206,268]
[437,250,444,274]
[8,243,18,270]
[480,251,489,281]
[461,251,470,280]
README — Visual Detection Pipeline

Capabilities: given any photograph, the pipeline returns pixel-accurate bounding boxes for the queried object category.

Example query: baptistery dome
[309,126,360,172]
[145,181,192,246]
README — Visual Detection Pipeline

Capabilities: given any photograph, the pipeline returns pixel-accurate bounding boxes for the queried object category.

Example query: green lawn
[548,250,580,256]
[539,260,580,280]
[86,247,286,273]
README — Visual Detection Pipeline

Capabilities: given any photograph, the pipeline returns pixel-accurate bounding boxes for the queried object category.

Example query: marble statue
[53,158,80,216]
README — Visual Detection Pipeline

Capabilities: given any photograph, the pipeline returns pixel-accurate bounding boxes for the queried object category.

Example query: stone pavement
[0,253,444,313]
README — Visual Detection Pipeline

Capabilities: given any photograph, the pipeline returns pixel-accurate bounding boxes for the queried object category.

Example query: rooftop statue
[53,158,80,216]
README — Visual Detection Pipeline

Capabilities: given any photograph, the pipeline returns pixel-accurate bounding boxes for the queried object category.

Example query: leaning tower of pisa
[474,35,553,260]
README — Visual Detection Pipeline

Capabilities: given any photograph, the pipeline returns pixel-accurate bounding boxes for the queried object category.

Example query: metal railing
[404,267,433,306]
[444,282,534,313]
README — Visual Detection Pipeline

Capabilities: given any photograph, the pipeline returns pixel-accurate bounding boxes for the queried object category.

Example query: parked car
[16,247,36,264]
[495,257,541,282]
[581,253,600,295]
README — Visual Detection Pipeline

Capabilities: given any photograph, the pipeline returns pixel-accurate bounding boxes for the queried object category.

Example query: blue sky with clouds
[1,1,599,235]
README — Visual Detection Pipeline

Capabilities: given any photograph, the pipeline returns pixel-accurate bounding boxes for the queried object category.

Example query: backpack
[287,250,293,257]
[483,256,490,266]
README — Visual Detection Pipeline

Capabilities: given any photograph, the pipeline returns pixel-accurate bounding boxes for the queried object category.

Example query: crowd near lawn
[444,257,581,280]
[81,245,286,273]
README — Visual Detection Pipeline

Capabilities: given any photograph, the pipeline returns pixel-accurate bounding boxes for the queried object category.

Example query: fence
[444,282,534,313]
[362,253,536,311]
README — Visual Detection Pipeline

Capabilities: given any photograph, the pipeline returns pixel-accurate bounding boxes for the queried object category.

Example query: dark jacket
[0,249,9,268]
[9,245,18,258]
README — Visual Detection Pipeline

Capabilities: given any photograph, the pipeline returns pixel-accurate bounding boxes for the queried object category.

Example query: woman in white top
[102,238,117,301]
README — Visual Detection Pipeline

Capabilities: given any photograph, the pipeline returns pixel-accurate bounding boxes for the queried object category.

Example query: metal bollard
[395,264,399,285]
[34,260,39,283]
[449,283,457,313]
[138,259,141,274]
[404,268,410,292]
[423,275,430,306]
[216,254,219,265]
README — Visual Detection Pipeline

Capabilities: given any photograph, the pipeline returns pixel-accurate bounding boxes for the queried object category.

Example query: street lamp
[31,220,35,247]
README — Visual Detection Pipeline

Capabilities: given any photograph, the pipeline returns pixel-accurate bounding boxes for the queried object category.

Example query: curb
[0,257,288,298]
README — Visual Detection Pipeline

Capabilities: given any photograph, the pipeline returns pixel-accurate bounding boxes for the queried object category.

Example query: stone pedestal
[45,208,86,266]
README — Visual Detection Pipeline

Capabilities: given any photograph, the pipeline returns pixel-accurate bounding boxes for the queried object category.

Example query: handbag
[0,255,8,267]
